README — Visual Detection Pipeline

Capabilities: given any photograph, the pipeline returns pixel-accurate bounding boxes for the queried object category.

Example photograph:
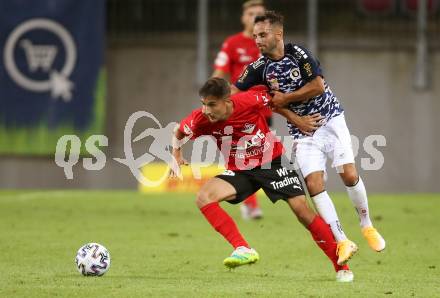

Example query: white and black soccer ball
[75,243,111,276]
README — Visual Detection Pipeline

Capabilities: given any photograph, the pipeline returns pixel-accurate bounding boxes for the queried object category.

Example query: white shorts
[294,114,355,178]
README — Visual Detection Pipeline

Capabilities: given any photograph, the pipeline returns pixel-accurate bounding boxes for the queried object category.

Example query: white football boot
[336,270,354,282]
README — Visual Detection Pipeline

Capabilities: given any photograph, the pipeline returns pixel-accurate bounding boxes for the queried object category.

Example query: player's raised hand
[296,113,324,136]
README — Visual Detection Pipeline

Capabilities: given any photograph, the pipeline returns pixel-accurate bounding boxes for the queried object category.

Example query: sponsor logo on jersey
[252,58,265,69]
[268,78,279,90]
[232,129,265,150]
[239,55,253,63]
[270,175,302,190]
[238,69,248,83]
[241,123,256,134]
[290,68,300,80]
[236,48,253,63]
[303,62,313,77]
[236,48,246,54]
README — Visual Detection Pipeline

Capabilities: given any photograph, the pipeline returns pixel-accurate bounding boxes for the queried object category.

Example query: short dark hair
[254,10,284,27]
[199,78,231,99]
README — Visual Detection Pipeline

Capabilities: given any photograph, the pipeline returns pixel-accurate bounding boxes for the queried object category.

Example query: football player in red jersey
[170,78,353,281]
[212,0,270,220]
[212,0,264,83]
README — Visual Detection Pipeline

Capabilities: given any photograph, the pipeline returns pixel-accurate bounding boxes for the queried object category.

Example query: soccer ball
[75,243,111,276]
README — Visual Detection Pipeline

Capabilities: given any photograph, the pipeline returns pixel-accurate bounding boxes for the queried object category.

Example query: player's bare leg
[305,171,358,265]
[196,178,259,268]
[338,163,386,252]
[240,193,263,220]
[286,195,353,282]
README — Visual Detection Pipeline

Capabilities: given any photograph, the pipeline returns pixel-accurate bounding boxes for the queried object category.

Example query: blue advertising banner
[0,0,105,154]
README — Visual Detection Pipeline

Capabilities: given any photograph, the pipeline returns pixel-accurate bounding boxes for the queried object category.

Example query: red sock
[200,202,249,249]
[243,193,259,209]
[308,216,349,272]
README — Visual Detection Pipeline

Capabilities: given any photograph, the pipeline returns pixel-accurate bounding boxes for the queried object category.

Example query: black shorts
[265,116,273,127]
[216,156,305,204]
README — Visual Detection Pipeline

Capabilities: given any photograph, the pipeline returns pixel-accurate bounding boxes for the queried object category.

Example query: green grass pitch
[0,191,439,297]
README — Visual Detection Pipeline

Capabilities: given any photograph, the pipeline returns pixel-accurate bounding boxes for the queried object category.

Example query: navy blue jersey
[235,43,343,139]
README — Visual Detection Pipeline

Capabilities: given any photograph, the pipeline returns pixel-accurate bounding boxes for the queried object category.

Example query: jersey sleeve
[213,40,232,74]
[290,44,323,82]
[178,110,203,139]
[234,58,266,90]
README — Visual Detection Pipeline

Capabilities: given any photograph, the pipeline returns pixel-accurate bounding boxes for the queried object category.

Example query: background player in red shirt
[170,78,354,282]
[212,0,270,220]
[212,0,264,83]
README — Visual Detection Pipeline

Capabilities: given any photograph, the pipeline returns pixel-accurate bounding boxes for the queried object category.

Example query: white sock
[346,177,373,228]
[312,191,347,242]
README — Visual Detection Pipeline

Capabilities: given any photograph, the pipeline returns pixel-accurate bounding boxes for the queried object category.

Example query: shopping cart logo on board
[3,18,76,101]
[20,39,58,72]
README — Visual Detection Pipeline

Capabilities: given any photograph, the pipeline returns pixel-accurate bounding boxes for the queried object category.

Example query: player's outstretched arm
[169,127,189,178]
[271,76,325,108]
[274,107,324,136]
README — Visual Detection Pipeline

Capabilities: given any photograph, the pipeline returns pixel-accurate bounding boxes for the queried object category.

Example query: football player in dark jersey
[232,11,386,281]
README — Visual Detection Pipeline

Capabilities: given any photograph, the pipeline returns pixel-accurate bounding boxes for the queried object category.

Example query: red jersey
[213,32,260,84]
[179,88,283,171]
[213,32,272,120]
